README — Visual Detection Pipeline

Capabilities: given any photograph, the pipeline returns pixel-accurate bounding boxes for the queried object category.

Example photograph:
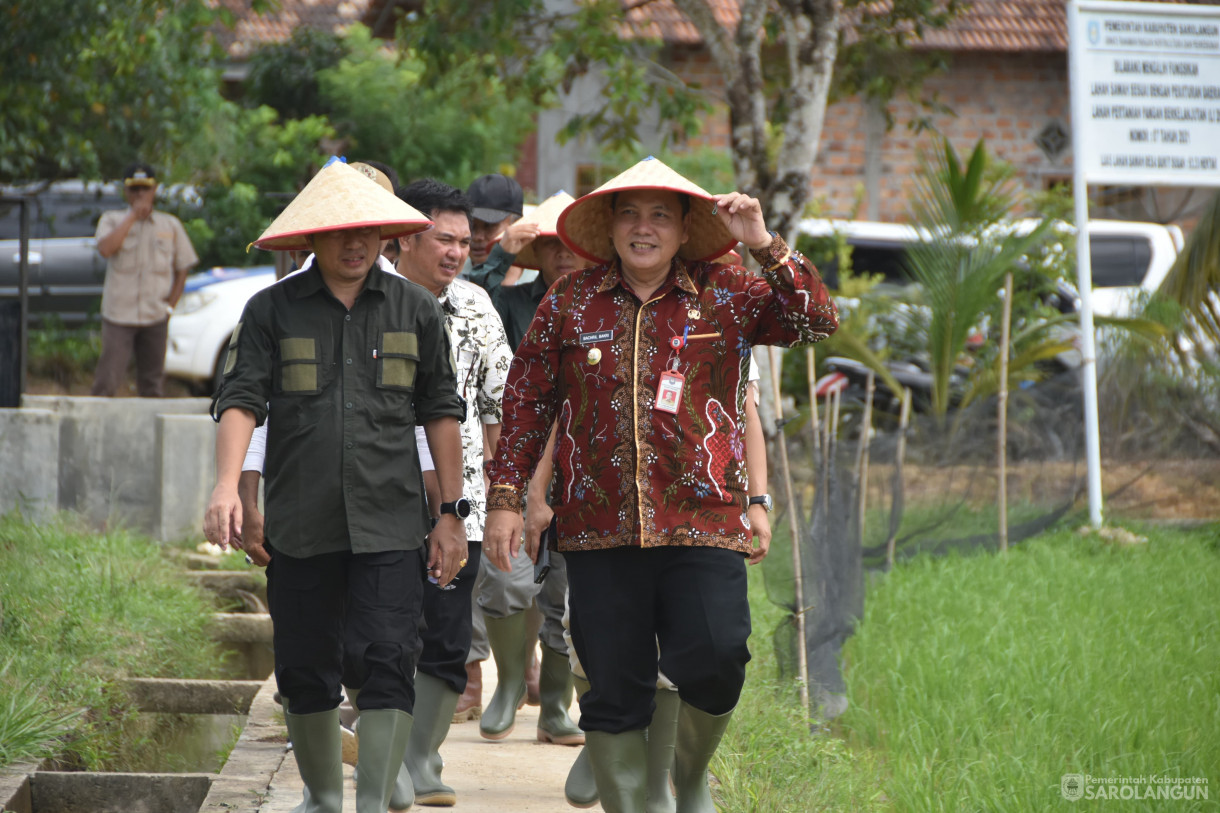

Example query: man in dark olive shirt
[204,161,469,813]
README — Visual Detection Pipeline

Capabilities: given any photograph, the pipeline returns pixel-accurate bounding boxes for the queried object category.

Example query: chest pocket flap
[280,337,320,394]
[379,331,419,390]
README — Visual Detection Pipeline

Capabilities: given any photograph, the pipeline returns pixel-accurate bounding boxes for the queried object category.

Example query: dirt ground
[865,459,1220,521]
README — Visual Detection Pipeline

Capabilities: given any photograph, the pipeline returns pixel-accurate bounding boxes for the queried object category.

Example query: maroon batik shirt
[486,238,839,555]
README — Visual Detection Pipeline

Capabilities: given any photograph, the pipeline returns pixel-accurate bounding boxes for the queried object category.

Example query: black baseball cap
[122,162,157,187]
[466,174,523,223]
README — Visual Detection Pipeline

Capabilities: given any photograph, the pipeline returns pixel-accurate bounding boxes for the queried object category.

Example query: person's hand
[204,484,242,550]
[746,504,772,565]
[427,515,468,587]
[498,221,542,255]
[523,499,554,564]
[130,196,154,221]
[233,506,270,567]
[712,192,771,251]
[483,508,524,573]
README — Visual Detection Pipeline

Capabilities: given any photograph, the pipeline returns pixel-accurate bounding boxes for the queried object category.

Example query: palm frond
[1159,189,1220,346]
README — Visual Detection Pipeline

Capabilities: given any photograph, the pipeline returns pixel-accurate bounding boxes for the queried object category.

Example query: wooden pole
[854,373,875,546]
[998,272,1013,553]
[885,388,912,570]
[805,347,821,458]
[768,346,810,713]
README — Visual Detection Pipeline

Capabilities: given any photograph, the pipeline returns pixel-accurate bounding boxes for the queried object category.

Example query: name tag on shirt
[654,370,684,414]
[580,330,614,345]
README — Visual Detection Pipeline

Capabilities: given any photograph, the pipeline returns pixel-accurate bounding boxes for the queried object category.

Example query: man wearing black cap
[91,162,198,397]
[463,173,540,292]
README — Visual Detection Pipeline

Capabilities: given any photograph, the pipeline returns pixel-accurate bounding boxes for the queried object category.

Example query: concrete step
[119,678,264,715]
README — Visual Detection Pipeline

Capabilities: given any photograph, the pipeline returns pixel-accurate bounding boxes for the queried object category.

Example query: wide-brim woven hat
[509,190,577,270]
[556,156,735,265]
[252,162,432,251]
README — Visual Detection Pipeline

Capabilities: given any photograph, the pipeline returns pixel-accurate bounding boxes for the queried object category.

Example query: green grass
[713,553,887,812]
[836,522,1220,811]
[0,514,234,769]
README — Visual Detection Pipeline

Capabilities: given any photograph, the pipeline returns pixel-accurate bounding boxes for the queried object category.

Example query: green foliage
[316,26,536,189]
[27,319,102,389]
[397,0,709,158]
[1160,189,1220,349]
[0,515,232,769]
[906,139,1056,417]
[717,558,887,812]
[244,27,351,121]
[833,0,960,130]
[838,524,1220,811]
[174,104,334,267]
[0,0,265,182]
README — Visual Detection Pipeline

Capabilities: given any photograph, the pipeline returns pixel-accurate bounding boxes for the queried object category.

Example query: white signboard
[1070,0,1220,187]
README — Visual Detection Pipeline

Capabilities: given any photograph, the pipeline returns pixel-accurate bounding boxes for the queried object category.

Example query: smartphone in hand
[534,517,556,584]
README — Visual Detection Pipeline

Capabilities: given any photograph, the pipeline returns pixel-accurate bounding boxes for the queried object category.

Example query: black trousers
[566,545,752,734]
[267,545,424,715]
[416,540,482,694]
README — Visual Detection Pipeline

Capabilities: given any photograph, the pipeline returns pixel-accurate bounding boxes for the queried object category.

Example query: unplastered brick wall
[668,49,1073,223]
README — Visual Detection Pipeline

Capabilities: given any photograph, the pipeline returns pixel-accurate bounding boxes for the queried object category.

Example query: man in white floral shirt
[390,179,514,808]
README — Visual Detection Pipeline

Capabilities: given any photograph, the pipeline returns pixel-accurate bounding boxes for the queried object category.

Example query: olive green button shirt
[215,264,464,558]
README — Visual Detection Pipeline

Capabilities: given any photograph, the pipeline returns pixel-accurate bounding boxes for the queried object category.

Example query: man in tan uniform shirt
[91,162,198,397]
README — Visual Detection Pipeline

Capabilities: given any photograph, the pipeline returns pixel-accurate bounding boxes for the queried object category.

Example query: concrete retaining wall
[1,396,216,542]
[0,408,60,520]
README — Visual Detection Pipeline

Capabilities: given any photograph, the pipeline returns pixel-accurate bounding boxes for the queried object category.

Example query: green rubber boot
[354,708,412,813]
[479,612,533,740]
[537,646,584,746]
[585,730,648,813]
[284,707,344,813]
[391,672,461,808]
[563,676,597,808]
[671,703,733,813]
[645,688,680,813]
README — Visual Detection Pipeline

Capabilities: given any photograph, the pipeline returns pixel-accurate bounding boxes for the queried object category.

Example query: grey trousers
[467,545,570,660]
[91,318,168,397]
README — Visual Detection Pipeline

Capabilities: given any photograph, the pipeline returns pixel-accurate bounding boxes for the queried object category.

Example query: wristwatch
[748,494,773,512]
[439,498,472,520]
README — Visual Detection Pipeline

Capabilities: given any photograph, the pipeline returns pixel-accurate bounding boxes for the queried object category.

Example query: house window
[576,164,611,197]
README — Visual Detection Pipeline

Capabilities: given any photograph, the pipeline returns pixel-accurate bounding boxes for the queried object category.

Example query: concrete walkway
[260,654,600,812]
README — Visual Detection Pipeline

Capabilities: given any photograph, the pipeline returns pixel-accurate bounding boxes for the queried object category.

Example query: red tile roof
[212,0,379,59]
[619,0,740,44]
[217,0,1083,59]
[620,0,1071,52]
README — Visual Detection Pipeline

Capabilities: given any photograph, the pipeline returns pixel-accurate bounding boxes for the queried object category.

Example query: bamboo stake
[805,347,822,458]
[885,388,912,570]
[998,272,1013,553]
[768,346,810,713]
[854,372,875,546]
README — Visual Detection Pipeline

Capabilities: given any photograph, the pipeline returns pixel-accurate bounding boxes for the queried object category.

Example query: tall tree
[671,0,956,240]
[0,0,266,183]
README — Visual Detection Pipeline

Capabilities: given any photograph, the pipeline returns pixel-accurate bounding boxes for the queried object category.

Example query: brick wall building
[219,0,1210,227]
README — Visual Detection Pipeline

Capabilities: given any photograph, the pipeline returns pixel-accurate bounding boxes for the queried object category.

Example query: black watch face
[455,498,471,519]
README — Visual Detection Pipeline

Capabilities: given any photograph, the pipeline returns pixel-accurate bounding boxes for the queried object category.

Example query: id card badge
[655,370,685,414]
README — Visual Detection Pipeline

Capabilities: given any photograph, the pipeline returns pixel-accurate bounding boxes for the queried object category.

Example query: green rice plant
[0,513,233,769]
[714,558,887,812]
[0,659,81,766]
[837,523,1220,811]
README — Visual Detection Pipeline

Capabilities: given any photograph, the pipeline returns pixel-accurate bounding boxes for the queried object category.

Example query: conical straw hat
[556,156,735,265]
[509,190,577,270]
[253,161,432,251]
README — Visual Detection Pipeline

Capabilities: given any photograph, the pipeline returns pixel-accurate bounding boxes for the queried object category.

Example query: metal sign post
[1067,0,1220,526]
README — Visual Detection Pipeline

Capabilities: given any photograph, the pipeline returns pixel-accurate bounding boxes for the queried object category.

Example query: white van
[796,217,1183,318]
